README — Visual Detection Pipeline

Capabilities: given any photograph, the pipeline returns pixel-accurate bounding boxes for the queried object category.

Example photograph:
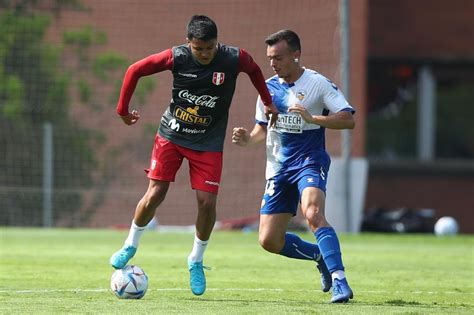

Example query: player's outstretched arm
[238,49,279,126]
[116,49,173,125]
[232,124,267,147]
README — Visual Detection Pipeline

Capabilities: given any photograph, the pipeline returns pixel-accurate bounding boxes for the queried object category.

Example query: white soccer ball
[111,265,148,299]
[434,216,459,236]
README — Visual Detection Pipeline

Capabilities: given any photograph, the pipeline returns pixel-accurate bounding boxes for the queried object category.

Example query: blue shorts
[260,165,328,216]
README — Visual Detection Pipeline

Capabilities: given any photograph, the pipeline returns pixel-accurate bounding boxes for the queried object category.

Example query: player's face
[188,38,218,65]
[267,41,299,81]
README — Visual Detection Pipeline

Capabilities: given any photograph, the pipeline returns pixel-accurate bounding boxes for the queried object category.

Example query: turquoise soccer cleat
[188,260,207,296]
[316,260,332,292]
[330,278,354,303]
[110,245,137,269]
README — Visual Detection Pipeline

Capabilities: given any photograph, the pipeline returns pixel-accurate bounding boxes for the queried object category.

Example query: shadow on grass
[182,296,331,307]
[386,299,422,306]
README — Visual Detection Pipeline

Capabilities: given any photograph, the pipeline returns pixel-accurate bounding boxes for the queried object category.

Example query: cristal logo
[178,90,219,108]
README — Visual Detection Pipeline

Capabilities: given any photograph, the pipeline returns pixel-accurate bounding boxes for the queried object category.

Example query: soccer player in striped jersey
[232,29,355,303]
[110,15,278,296]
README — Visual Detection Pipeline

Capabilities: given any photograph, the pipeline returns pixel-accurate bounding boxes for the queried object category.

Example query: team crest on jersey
[212,72,225,85]
[296,90,307,101]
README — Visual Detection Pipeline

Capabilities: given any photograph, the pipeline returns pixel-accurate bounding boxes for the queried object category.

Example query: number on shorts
[265,180,275,196]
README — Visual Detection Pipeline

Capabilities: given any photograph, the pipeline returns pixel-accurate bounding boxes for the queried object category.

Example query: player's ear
[294,51,301,63]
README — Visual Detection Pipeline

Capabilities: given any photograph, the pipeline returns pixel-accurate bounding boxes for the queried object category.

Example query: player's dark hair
[187,15,218,41]
[265,29,301,52]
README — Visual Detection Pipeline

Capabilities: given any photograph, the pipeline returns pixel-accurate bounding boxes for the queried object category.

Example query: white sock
[188,234,209,263]
[124,221,146,248]
[332,270,346,281]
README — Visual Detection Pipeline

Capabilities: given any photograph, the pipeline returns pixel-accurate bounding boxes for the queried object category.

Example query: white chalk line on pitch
[0,288,472,295]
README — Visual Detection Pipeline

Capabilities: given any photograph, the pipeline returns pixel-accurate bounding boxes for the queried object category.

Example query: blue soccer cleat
[316,260,332,292]
[188,260,207,296]
[110,245,137,269]
[330,278,353,303]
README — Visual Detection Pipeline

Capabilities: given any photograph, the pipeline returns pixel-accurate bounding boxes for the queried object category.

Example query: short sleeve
[320,77,354,114]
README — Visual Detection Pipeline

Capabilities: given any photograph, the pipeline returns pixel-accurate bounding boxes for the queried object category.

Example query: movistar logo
[168,119,180,131]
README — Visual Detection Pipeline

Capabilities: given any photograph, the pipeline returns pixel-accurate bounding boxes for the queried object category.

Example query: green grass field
[0,228,473,314]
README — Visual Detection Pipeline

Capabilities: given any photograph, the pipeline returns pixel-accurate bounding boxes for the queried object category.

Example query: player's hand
[288,104,314,123]
[232,127,250,147]
[120,109,140,125]
[265,103,279,127]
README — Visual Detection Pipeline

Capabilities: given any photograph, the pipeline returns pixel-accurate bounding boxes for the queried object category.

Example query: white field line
[0,288,471,295]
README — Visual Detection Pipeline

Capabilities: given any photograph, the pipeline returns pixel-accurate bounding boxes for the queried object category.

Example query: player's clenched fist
[120,109,140,125]
[232,127,250,146]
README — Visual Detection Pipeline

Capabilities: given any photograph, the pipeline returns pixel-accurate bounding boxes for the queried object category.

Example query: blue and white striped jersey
[255,68,354,179]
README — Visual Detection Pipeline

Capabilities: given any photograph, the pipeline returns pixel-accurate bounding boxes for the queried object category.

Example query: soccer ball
[110,265,148,299]
[434,216,459,236]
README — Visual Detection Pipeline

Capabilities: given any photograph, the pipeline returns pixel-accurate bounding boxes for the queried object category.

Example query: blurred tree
[0,1,155,226]
[0,7,93,226]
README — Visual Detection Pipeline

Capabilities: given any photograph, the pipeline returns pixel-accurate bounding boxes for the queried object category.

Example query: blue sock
[279,233,321,261]
[315,227,345,273]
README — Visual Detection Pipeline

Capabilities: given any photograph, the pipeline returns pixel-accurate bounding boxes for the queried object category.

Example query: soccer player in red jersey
[110,15,278,296]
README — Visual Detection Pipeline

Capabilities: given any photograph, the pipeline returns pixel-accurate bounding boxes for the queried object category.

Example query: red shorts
[145,134,223,194]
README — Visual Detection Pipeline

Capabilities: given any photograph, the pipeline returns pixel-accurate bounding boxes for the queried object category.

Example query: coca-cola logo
[178,90,219,108]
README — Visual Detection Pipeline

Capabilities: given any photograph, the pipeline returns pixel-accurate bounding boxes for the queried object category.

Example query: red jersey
[116,43,272,151]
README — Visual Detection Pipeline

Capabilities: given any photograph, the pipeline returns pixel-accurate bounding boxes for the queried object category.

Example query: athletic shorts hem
[191,184,219,195]
[145,169,174,182]
[260,209,296,216]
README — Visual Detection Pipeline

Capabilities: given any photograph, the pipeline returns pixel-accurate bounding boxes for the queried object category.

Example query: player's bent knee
[305,211,327,229]
[258,237,282,254]
[304,205,321,217]
[196,197,217,212]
